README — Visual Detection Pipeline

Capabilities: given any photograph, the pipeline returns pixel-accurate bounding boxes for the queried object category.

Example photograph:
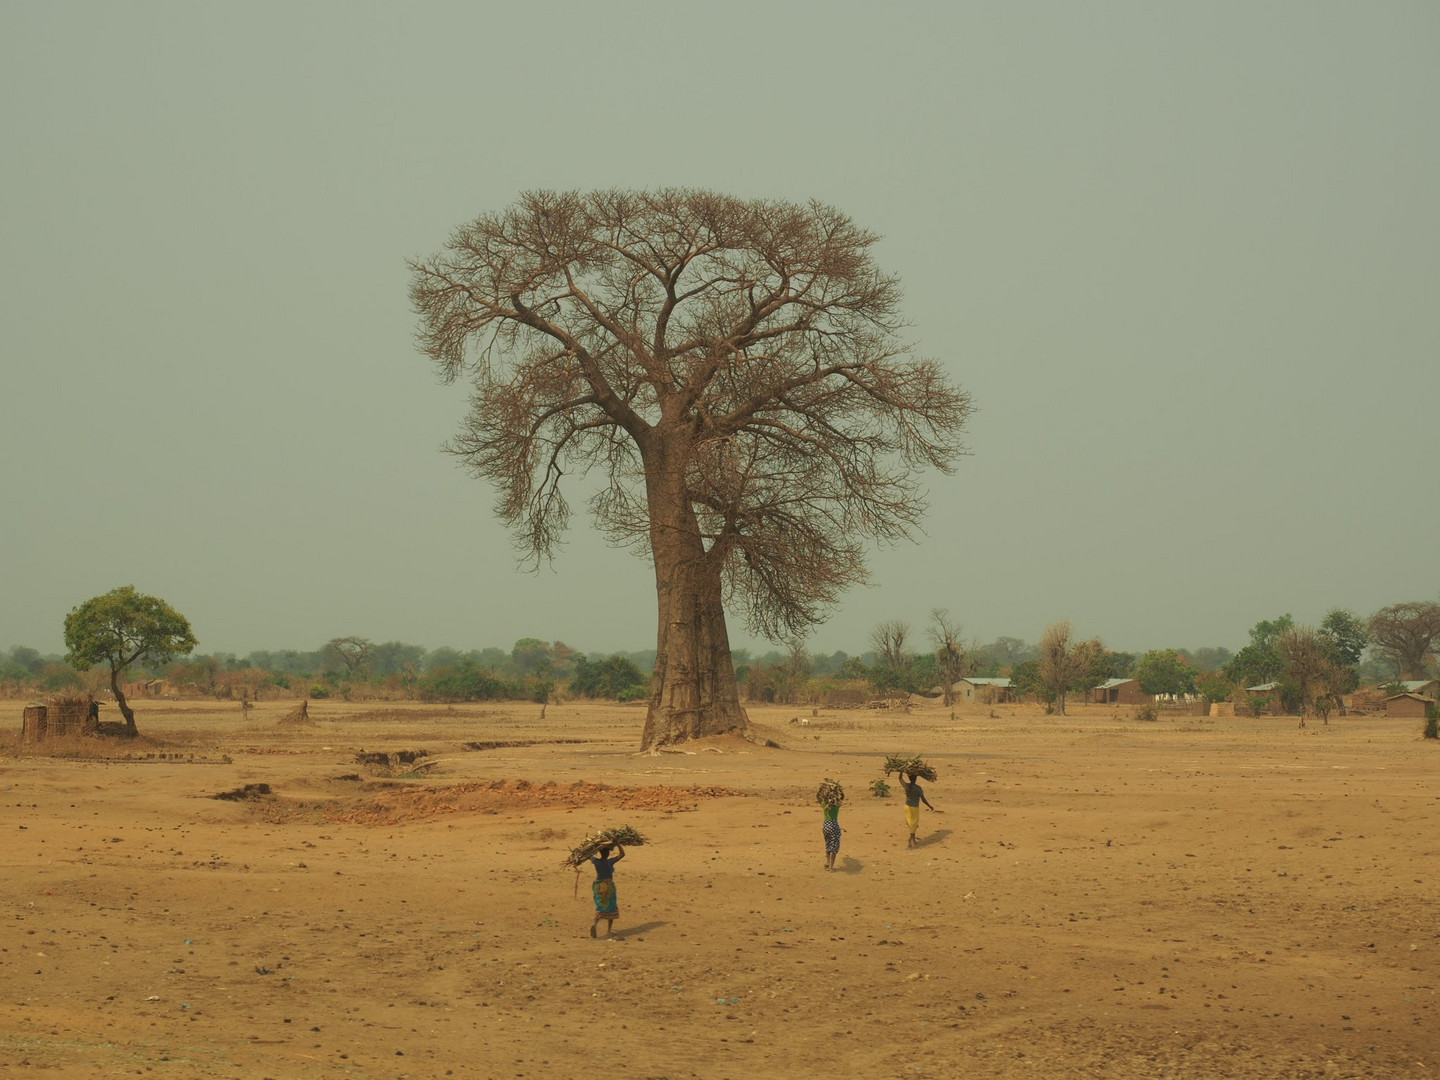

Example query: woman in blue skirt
[589,842,625,937]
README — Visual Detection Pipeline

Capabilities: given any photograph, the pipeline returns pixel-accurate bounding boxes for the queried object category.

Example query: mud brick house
[1091,678,1148,705]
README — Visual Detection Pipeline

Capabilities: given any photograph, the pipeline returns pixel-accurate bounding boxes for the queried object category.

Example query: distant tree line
[7,598,1438,715]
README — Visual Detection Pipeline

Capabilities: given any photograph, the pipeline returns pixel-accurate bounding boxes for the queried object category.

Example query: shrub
[1424,703,1439,740]
[1133,703,1159,722]
[1196,671,1231,705]
[570,654,648,700]
[419,662,508,702]
[869,778,890,798]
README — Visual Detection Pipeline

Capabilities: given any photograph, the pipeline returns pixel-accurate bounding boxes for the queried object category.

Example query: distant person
[589,842,625,938]
[822,797,842,871]
[902,772,939,847]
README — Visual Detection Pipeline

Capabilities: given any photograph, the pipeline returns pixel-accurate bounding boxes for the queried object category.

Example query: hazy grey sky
[3,2,1436,659]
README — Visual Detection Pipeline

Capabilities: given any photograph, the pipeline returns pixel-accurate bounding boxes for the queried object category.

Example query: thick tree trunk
[640,445,749,751]
[110,666,138,736]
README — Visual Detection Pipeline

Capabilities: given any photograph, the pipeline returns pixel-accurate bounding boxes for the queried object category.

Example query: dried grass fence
[20,693,98,742]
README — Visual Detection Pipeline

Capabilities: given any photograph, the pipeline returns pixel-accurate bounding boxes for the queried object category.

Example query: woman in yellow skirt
[901,772,939,847]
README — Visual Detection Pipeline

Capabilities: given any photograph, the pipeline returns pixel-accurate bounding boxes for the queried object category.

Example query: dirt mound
[211,783,273,801]
[276,700,314,726]
[325,778,744,825]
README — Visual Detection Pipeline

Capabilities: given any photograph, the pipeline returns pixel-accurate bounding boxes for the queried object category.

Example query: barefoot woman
[817,778,845,870]
[589,842,625,937]
[902,772,937,847]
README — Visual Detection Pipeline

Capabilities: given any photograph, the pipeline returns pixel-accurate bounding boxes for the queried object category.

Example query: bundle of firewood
[815,778,845,809]
[883,754,937,782]
[562,825,647,869]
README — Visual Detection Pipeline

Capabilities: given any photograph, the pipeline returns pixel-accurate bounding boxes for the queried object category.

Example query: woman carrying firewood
[589,842,625,937]
[901,772,939,847]
[565,826,645,939]
[882,755,942,848]
[816,778,844,870]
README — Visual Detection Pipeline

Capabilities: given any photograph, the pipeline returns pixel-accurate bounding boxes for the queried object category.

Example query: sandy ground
[1,696,1436,1079]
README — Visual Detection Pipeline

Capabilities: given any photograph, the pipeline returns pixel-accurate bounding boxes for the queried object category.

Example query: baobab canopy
[410,189,972,749]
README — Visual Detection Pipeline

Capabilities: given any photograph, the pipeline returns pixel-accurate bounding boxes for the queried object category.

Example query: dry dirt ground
[1,697,1436,1079]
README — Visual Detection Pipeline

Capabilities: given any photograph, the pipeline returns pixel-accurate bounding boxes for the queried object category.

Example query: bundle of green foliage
[562,825,647,869]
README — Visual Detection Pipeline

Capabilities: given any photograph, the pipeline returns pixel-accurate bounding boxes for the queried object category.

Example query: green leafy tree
[39,662,82,692]
[1134,649,1197,698]
[419,661,509,702]
[63,586,197,736]
[973,636,1033,676]
[1318,610,1367,667]
[1196,671,1232,705]
[1181,646,1233,673]
[511,637,556,678]
[571,654,649,700]
[1317,609,1366,695]
[369,641,428,678]
[424,646,464,671]
[1009,658,1050,703]
[909,652,940,693]
[1224,614,1293,687]
[1087,649,1135,686]
[0,646,47,683]
[6,646,45,675]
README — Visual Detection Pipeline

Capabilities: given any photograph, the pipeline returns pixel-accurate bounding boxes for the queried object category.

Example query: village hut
[1399,679,1440,699]
[1385,693,1436,720]
[1091,678,1149,705]
[951,677,1012,704]
[22,694,99,740]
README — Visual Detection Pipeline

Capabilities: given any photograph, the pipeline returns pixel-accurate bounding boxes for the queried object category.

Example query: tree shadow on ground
[608,921,666,939]
[913,828,953,849]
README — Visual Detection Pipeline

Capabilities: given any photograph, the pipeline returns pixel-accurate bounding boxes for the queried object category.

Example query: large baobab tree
[1368,601,1440,680]
[323,636,375,678]
[410,190,971,749]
